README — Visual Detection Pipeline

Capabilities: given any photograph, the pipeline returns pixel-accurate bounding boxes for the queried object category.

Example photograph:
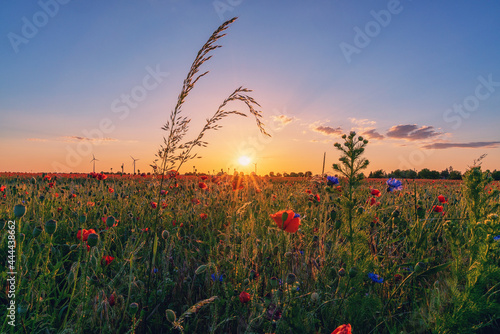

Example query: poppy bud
[249,269,257,280]
[335,220,342,229]
[106,216,116,228]
[129,302,139,315]
[356,206,364,215]
[32,226,43,238]
[415,262,426,273]
[14,204,26,218]
[270,277,278,288]
[161,230,169,239]
[87,233,99,247]
[165,309,176,323]
[338,268,346,277]
[79,215,87,224]
[243,278,250,286]
[45,220,57,235]
[349,267,358,278]
[286,273,296,284]
[310,292,319,303]
[391,210,400,218]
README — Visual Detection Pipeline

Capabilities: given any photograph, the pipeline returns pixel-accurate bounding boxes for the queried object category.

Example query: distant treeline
[367,168,500,180]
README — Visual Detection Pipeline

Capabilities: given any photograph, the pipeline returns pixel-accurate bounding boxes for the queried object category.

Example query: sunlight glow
[238,156,251,166]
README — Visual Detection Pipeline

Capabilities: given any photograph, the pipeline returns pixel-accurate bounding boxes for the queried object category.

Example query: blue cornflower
[494,235,500,242]
[386,178,403,192]
[327,176,339,186]
[211,273,223,282]
[294,213,301,219]
[368,272,384,283]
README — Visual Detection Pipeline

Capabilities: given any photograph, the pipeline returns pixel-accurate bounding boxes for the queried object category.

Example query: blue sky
[1,0,500,175]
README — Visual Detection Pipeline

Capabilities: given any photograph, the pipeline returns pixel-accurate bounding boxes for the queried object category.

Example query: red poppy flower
[198,182,208,190]
[48,182,54,188]
[232,179,244,191]
[394,274,403,282]
[200,175,208,180]
[161,201,168,209]
[371,189,381,197]
[71,194,77,198]
[102,255,115,266]
[160,189,167,195]
[256,188,262,193]
[432,205,444,213]
[77,228,96,241]
[368,197,377,206]
[54,193,59,198]
[239,291,251,303]
[200,213,208,220]
[168,170,178,179]
[332,324,351,334]
[108,188,114,193]
[109,294,116,306]
[150,202,157,209]
[57,207,62,212]
[0,185,5,192]
[305,189,312,194]
[44,175,52,181]
[309,194,320,203]
[270,210,301,233]
[438,195,448,203]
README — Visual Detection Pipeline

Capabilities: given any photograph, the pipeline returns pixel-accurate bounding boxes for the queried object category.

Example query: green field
[1,163,500,333]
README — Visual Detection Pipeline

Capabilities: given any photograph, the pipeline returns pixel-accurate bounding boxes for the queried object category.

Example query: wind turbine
[131,156,139,174]
[121,163,124,174]
[90,154,98,173]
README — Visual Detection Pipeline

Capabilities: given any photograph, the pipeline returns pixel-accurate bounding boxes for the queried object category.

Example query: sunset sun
[238,156,251,166]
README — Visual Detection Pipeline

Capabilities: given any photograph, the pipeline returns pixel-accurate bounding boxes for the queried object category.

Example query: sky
[1,0,500,176]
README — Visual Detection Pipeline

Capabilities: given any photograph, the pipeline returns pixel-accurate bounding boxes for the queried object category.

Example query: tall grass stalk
[143,17,270,329]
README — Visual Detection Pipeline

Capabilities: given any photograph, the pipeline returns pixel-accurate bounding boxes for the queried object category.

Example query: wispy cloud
[386,124,442,141]
[26,136,119,143]
[362,129,384,140]
[26,138,48,142]
[422,141,500,149]
[349,118,376,126]
[309,122,342,136]
[272,115,295,126]
[60,136,118,143]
